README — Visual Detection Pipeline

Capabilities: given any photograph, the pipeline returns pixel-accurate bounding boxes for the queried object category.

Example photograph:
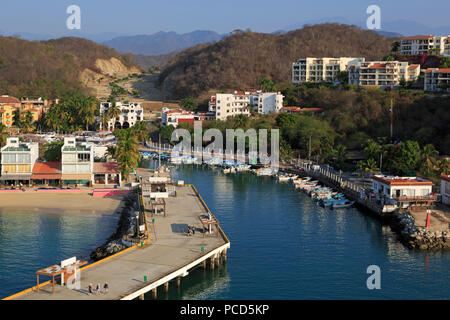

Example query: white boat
[235,164,251,172]
[332,200,355,209]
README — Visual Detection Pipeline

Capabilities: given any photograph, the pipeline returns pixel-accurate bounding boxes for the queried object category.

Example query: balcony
[393,195,437,203]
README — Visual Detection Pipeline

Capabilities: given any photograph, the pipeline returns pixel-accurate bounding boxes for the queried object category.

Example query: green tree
[13,108,22,128]
[42,141,64,161]
[258,78,276,92]
[180,97,197,112]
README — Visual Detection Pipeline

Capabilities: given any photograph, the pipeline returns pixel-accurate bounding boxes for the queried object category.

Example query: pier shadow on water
[143,264,230,300]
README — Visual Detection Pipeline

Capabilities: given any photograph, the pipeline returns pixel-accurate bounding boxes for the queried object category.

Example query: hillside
[103,30,224,55]
[157,24,396,98]
[0,36,140,98]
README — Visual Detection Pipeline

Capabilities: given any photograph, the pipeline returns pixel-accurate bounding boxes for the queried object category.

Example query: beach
[0,192,126,216]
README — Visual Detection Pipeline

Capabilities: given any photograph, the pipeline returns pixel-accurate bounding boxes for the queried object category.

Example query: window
[17,153,30,163]
[63,164,77,173]
[78,153,90,162]
[63,153,77,162]
[2,153,16,163]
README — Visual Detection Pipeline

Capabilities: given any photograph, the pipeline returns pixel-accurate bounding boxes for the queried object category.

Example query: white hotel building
[208,91,283,120]
[99,102,144,130]
[424,68,450,92]
[400,35,450,57]
[292,57,365,84]
[348,61,420,88]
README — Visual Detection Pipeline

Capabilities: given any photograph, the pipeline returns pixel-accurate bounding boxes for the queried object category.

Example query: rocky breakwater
[391,211,450,250]
[90,192,139,261]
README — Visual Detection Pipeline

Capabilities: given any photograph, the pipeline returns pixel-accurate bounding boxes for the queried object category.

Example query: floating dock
[6,185,230,300]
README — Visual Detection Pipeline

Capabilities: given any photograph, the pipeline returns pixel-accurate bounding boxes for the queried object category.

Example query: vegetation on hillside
[158,24,394,98]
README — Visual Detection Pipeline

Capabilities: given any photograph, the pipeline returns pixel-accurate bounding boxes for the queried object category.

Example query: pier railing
[296,160,384,215]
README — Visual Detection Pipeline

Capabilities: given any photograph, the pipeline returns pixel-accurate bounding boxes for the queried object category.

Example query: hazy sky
[0,0,449,35]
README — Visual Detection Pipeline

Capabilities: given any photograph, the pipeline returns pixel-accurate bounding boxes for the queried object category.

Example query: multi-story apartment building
[0,95,56,127]
[249,92,284,114]
[61,137,94,185]
[0,95,21,127]
[348,61,421,88]
[400,35,450,57]
[208,90,283,120]
[424,68,450,92]
[99,102,144,130]
[292,57,365,84]
[208,92,251,120]
[0,137,39,186]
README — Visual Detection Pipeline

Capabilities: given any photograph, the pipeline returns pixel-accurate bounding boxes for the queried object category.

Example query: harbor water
[147,162,450,300]
[1,161,449,299]
[0,211,118,298]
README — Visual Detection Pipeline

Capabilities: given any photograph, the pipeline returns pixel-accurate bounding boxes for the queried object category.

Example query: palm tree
[357,158,379,179]
[107,103,121,130]
[115,129,140,179]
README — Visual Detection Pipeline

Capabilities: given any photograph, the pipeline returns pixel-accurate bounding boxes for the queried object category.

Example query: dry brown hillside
[158,24,396,98]
[0,36,140,98]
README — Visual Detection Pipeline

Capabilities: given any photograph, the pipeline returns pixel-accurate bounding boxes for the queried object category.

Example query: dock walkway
[9,185,229,300]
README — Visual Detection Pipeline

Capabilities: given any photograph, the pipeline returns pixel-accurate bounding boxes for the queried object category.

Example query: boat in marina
[331,200,355,209]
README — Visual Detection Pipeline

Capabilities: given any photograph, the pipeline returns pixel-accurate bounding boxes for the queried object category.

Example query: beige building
[400,35,450,57]
[208,92,251,120]
[424,68,450,92]
[292,57,365,84]
[0,137,39,185]
[348,61,420,88]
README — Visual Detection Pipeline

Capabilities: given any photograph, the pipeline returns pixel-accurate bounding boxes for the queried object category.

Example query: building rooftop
[93,162,120,174]
[0,95,20,104]
[401,35,433,40]
[373,175,433,186]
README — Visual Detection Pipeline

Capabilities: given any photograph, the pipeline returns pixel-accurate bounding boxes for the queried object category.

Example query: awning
[0,174,32,181]
[61,174,92,180]
[31,174,62,180]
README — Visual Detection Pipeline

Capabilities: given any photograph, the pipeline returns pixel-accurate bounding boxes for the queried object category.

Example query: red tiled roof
[442,175,450,183]
[424,68,450,73]
[0,95,20,104]
[408,65,419,69]
[401,35,433,41]
[32,161,61,174]
[31,161,62,180]
[93,162,120,174]
[368,63,387,69]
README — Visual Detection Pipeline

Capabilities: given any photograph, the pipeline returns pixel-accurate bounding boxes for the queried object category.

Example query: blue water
[150,163,450,300]
[1,163,449,300]
[0,211,118,298]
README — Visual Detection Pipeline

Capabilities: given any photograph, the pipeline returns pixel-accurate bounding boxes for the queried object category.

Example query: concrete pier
[7,185,230,300]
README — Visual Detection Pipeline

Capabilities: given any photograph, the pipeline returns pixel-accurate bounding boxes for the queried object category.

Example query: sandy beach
[0,192,126,216]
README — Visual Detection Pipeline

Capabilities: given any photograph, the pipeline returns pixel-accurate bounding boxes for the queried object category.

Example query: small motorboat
[331,200,355,209]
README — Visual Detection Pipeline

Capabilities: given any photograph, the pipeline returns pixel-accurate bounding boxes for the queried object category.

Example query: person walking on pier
[96,283,101,295]
[103,282,109,294]
[88,283,93,295]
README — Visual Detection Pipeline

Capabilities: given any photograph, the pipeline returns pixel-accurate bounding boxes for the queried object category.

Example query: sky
[0,0,449,36]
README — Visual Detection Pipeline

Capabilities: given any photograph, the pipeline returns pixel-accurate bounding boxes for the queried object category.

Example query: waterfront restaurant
[61,137,94,186]
[31,160,62,186]
[93,162,121,186]
[371,175,435,208]
[0,137,39,186]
